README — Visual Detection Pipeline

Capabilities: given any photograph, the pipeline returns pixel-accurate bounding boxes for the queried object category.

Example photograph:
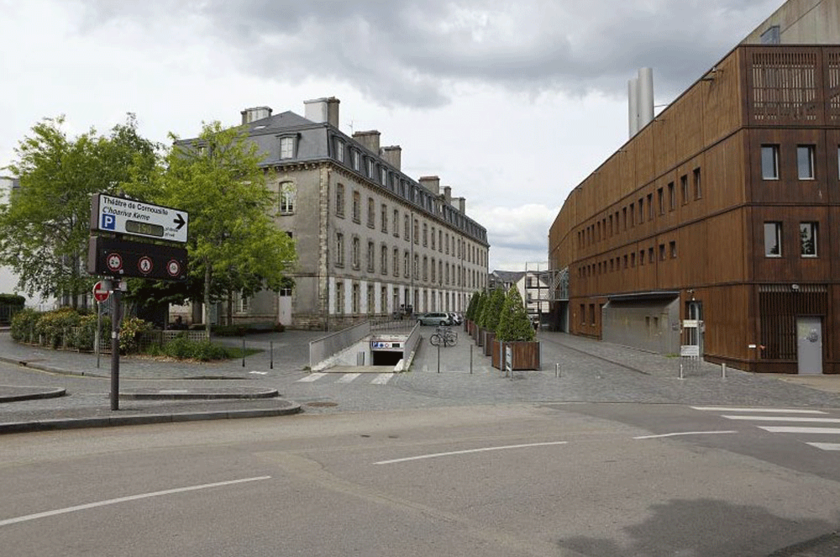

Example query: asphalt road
[2,403,840,557]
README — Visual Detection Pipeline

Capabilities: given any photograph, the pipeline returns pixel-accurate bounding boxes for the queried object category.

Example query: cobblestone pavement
[2,327,840,431]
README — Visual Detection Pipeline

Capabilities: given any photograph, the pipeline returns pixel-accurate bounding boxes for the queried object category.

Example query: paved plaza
[2,326,840,433]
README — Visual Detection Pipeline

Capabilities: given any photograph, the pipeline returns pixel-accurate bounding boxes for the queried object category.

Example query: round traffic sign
[92,281,110,302]
[166,259,181,277]
[138,256,153,275]
[106,252,123,273]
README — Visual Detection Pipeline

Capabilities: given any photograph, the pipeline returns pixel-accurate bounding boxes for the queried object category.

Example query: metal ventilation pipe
[628,77,639,137]
[637,67,654,129]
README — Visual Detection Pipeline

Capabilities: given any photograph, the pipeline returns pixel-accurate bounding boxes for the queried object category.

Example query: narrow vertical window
[352,150,360,171]
[335,232,344,267]
[335,184,345,217]
[680,175,688,204]
[278,181,295,215]
[367,241,375,272]
[797,145,815,180]
[693,168,702,199]
[761,145,779,180]
[764,222,782,257]
[800,222,818,257]
[352,191,360,223]
[668,182,675,211]
[352,237,360,269]
[335,139,345,163]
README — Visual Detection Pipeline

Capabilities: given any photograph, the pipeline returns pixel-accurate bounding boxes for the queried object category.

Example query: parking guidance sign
[91,194,188,243]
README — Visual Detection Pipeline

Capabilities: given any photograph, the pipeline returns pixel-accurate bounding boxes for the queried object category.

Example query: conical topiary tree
[483,288,506,332]
[465,291,480,321]
[475,290,489,328]
[496,285,535,342]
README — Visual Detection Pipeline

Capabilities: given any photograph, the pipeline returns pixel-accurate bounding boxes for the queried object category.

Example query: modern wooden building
[549,43,840,374]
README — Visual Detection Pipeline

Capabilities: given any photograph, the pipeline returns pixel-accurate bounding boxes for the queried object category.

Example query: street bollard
[270,341,274,370]
[242,338,246,368]
[437,342,441,373]
[470,344,473,374]
[721,363,727,379]
[555,363,560,378]
[679,362,684,380]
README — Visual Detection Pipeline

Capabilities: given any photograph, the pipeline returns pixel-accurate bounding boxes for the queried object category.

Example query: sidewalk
[0,330,319,433]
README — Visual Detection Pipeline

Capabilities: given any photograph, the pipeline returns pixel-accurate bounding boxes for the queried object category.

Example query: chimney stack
[241,106,272,125]
[443,186,452,206]
[419,176,440,195]
[304,97,340,128]
[628,68,654,138]
[353,130,381,154]
[456,197,466,213]
[381,146,402,170]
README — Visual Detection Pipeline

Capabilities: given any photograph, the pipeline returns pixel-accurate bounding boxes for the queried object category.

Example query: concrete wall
[602,298,681,355]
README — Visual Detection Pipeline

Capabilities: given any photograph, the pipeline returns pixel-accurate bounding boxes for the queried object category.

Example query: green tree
[465,291,480,321]
[482,288,506,332]
[0,115,156,307]
[124,121,297,334]
[496,285,535,342]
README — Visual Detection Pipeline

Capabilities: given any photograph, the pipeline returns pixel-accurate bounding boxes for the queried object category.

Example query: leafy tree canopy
[123,121,297,333]
[0,115,157,307]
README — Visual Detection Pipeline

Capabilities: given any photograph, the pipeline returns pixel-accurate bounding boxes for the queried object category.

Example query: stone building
[187,98,489,330]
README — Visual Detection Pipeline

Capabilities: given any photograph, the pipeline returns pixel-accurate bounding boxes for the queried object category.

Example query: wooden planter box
[483,331,495,356]
[491,340,541,371]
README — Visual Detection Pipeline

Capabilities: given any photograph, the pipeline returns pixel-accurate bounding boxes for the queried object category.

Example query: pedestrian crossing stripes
[691,406,840,453]
[297,373,395,385]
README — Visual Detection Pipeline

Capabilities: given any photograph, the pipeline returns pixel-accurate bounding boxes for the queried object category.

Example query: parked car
[417,312,452,326]
[448,312,463,325]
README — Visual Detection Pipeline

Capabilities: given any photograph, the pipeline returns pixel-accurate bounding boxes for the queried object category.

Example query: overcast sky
[0,0,784,272]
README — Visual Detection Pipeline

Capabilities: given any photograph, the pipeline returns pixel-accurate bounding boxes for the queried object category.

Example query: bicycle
[429,326,458,347]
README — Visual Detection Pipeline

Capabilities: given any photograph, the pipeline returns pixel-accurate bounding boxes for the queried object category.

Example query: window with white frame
[352,150,360,171]
[381,204,388,233]
[280,136,296,159]
[800,222,818,257]
[764,222,782,257]
[352,236,360,269]
[335,139,345,163]
[335,232,344,267]
[367,241,375,272]
[335,281,343,314]
[381,245,388,274]
[279,181,296,215]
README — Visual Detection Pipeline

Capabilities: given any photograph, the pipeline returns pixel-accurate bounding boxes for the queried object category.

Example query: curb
[0,402,303,435]
[0,386,67,403]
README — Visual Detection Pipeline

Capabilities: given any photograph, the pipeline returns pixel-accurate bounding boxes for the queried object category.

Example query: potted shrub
[493,285,540,371]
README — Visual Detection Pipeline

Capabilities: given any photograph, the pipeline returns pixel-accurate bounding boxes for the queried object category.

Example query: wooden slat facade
[549,45,840,374]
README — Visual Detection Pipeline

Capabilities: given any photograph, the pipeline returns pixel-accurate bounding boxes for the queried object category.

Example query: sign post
[88,194,190,411]
[92,281,111,369]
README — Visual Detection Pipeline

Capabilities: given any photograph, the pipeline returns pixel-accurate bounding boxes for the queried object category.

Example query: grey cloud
[76,0,783,107]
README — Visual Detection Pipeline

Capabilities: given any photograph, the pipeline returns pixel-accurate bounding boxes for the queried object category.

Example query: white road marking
[337,373,360,383]
[633,430,738,440]
[297,373,326,383]
[758,426,840,434]
[691,406,826,414]
[371,374,394,385]
[0,476,271,528]
[722,415,840,423]
[249,371,268,375]
[806,443,840,451]
[374,441,568,465]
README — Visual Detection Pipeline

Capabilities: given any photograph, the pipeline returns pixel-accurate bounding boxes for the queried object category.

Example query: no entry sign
[92,281,110,302]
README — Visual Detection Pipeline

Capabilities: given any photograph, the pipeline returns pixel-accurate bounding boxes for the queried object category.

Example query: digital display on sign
[125,220,165,238]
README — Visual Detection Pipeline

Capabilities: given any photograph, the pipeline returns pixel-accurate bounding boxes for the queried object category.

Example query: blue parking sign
[101,214,116,230]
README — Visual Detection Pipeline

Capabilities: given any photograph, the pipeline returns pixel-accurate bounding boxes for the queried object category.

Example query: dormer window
[335,139,345,163]
[279,136,296,159]
[352,150,360,171]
